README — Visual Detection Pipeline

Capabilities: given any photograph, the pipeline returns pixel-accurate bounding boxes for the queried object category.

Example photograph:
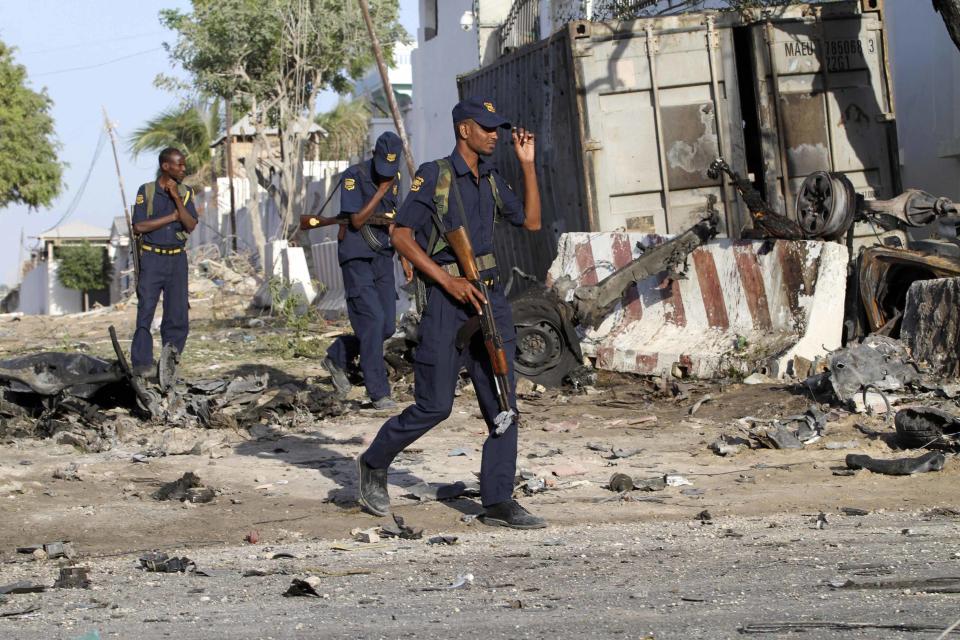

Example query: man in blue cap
[321,131,408,409]
[356,97,546,529]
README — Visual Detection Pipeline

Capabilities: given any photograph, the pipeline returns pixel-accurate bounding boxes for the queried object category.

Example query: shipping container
[458,0,899,280]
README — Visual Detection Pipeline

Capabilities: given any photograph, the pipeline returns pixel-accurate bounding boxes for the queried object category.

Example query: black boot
[322,357,351,400]
[356,456,390,516]
[481,500,547,529]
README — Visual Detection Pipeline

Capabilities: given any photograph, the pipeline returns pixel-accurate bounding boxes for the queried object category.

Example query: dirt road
[0,301,958,638]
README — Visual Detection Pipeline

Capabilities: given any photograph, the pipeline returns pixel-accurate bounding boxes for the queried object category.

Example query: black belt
[141,243,184,255]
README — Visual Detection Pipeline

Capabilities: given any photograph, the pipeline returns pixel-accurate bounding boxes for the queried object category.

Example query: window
[424,0,438,41]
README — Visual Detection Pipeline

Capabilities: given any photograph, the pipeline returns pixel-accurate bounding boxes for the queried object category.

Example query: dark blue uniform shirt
[338,160,399,264]
[131,181,199,248]
[396,149,525,269]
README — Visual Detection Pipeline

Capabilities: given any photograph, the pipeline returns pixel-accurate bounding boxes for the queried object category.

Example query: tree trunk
[240,107,268,271]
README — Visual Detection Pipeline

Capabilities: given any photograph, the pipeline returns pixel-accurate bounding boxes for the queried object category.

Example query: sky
[0,0,419,288]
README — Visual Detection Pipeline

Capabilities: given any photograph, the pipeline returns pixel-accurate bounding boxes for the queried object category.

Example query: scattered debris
[16,541,75,560]
[636,476,669,492]
[139,552,195,573]
[820,336,918,406]
[845,451,946,476]
[53,463,82,481]
[841,507,870,516]
[245,530,260,544]
[421,573,474,592]
[743,373,775,385]
[379,514,423,540]
[688,395,712,416]
[608,473,634,493]
[54,567,91,589]
[152,472,216,503]
[0,582,46,595]
[710,437,745,457]
[665,475,692,487]
[447,447,471,457]
[894,406,960,449]
[283,578,321,598]
[404,481,480,502]
[428,535,459,545]
[351,528,380,544]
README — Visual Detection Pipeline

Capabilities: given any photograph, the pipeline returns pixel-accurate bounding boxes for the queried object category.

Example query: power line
[47,129,108,231]
[33,47,163,77]
[23,31,166,55]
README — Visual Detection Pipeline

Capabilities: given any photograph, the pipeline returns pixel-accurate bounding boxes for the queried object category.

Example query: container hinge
[644,26,659,54]
[705,16,719,49]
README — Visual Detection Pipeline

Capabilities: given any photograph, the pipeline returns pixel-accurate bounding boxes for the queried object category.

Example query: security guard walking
[321,132,409,409]
[357,97,545,529]
[130,147,198,375]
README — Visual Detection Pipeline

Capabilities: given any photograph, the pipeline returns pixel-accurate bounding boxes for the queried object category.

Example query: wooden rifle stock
[445,227,480,281]
[447,226,512,415]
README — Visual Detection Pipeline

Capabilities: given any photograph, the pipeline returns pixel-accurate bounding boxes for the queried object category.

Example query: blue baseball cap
[373,131,403,177]
[452,96,511,129]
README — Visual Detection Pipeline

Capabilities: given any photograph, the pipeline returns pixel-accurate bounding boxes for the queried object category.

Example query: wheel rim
[515,320,564,376]
[796,171,855,239]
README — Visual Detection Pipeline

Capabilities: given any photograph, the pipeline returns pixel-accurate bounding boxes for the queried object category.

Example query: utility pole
[102,106,139,286]
[16,228,24,286]
[224,101,238,253]
[357,0,417,179]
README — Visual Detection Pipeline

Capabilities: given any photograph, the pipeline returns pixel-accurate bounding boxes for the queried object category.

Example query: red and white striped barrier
[546,233,848,379]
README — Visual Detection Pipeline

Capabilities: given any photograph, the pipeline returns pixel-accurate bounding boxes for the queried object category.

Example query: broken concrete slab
[901,277,960,378]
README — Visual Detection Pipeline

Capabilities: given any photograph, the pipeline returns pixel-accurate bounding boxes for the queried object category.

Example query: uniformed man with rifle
[355,97,546,529]
[300,131,410,409]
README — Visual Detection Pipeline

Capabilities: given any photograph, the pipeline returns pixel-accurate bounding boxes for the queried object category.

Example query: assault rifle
[447,226,516,436]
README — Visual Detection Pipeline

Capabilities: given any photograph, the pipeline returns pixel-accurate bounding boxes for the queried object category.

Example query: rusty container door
[458,31,590,283]
[570,15,748,237]
[749,1,899,217]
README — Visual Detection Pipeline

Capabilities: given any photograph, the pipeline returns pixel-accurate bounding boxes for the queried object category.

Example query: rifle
[299,212,396,230]
[446,226,516,436]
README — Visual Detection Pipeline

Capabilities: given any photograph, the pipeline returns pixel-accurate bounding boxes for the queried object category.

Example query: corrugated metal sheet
[459,1,899,282]
[459,31,591,286]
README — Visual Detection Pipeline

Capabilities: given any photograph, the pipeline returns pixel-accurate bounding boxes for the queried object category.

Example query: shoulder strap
[488,174,502,222]
[427,159,453,256]
[145,182,156,218]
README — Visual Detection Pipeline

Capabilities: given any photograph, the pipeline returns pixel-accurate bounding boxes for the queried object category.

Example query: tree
[128,98,222,188]
[314,99,371,161]
[160,0,405,268]
[56,242,112,312]
[0,40,63,209]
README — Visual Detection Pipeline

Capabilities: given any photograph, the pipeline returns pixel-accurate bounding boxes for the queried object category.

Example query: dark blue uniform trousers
[131,250,189,368]
[362,281,518,506]
[327,254,397,401]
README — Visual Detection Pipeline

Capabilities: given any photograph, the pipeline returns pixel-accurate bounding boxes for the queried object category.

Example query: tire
[894,406,958,448]
[510,292,581,388]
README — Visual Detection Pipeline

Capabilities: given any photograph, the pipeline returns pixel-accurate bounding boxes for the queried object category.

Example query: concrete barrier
[546,233,848,379]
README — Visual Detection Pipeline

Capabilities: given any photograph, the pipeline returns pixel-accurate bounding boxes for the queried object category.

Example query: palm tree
[128,98,222,187]
[314,99,371,161]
